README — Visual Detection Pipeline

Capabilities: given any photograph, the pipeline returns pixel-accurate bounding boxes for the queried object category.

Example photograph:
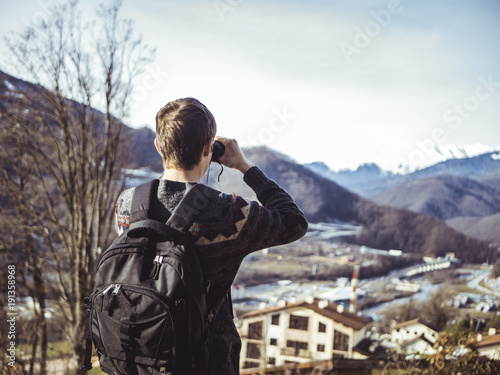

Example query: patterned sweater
[115,166,308,374]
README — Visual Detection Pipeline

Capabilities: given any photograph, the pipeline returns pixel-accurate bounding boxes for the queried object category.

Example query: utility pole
[350,246,366,313]
[349,263,360,313]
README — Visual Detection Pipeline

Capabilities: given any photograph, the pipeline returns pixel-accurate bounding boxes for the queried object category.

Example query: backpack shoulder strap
[130,179,160,223]
[167,184,220,232]
[130,180,220,231]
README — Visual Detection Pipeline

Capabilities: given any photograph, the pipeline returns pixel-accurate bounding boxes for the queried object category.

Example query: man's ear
[154,138,162,156]
[203,137,213,157]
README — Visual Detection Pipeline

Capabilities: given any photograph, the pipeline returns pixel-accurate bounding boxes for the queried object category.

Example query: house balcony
[280,347,313,359]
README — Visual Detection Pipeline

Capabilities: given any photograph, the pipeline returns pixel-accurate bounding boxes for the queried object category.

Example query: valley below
[232,221,500,325]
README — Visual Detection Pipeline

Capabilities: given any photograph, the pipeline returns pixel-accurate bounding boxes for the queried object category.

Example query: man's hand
[214,136,254,174]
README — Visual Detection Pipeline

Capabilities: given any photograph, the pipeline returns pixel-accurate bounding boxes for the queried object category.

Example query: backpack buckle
[84,296,91,311]
[203,279,211,294]
[207,310,215,323]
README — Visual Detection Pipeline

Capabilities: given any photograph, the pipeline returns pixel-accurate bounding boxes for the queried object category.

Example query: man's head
[155,97,217,170]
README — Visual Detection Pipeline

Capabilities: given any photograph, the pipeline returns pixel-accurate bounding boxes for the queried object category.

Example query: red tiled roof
[240,298,372,330]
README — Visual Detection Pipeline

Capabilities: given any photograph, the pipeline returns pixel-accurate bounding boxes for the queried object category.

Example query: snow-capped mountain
[305,147,500,198]
[395,143,500,175]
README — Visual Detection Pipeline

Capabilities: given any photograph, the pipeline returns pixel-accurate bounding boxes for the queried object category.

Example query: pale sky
[1,0,499,172]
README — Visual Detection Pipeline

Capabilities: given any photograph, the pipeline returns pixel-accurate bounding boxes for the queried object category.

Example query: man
[115,97,308,374]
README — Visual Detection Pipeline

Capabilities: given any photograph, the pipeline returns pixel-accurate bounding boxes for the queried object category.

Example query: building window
[318,322,327,333]
[268,357,276,365]
[271,314,280,325]
[333,330,349,351]
[270,338,278,346]
[289,314,309,331]
[317,344,325,352]
[286,340,308,351]
[248,321,263,340]
[284,340,310,358]
[246,342,261,359]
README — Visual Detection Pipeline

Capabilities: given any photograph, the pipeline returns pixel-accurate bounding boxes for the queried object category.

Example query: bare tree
[420,287,454,332]
[0,126,48,375]
[0,0,155,372]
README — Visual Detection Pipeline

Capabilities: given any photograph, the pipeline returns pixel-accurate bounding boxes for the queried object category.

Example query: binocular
[211,140,225,162]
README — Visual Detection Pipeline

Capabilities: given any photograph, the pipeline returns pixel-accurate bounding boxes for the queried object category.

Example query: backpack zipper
[97,243,148,268]
[104,284,121,312]
[101,284,115,296]
[106,284,175,313]
[150,255,164,280]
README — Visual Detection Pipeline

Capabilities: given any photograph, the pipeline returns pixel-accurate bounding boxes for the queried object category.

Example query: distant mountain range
[446,214,500,244]
[305,162,403,197]
[373,175,500,220]
[305,152,500,243]
[305,151,500,198]
[1,68,497,263]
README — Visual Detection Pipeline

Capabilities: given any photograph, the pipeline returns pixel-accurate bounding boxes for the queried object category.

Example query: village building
[477,329,500,360]
[391,318,438,355]
[238,297,372,369]
[399,335,436,356]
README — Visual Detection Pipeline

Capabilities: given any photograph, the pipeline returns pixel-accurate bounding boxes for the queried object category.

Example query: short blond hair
[155,97,216,170]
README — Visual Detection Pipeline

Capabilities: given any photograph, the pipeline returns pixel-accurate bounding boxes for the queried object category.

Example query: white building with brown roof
[477,329,500,360]
[238,297,372,370]
[391,318,438,355]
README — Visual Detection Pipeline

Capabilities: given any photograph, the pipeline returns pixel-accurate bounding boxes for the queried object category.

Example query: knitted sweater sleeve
[239,166,308,252]
[186,166,308,287]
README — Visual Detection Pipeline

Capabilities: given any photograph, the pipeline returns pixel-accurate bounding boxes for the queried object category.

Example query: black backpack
[82,180,222,375]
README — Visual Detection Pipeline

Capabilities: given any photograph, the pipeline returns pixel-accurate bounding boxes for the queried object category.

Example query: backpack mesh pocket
[91,284,176,368]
